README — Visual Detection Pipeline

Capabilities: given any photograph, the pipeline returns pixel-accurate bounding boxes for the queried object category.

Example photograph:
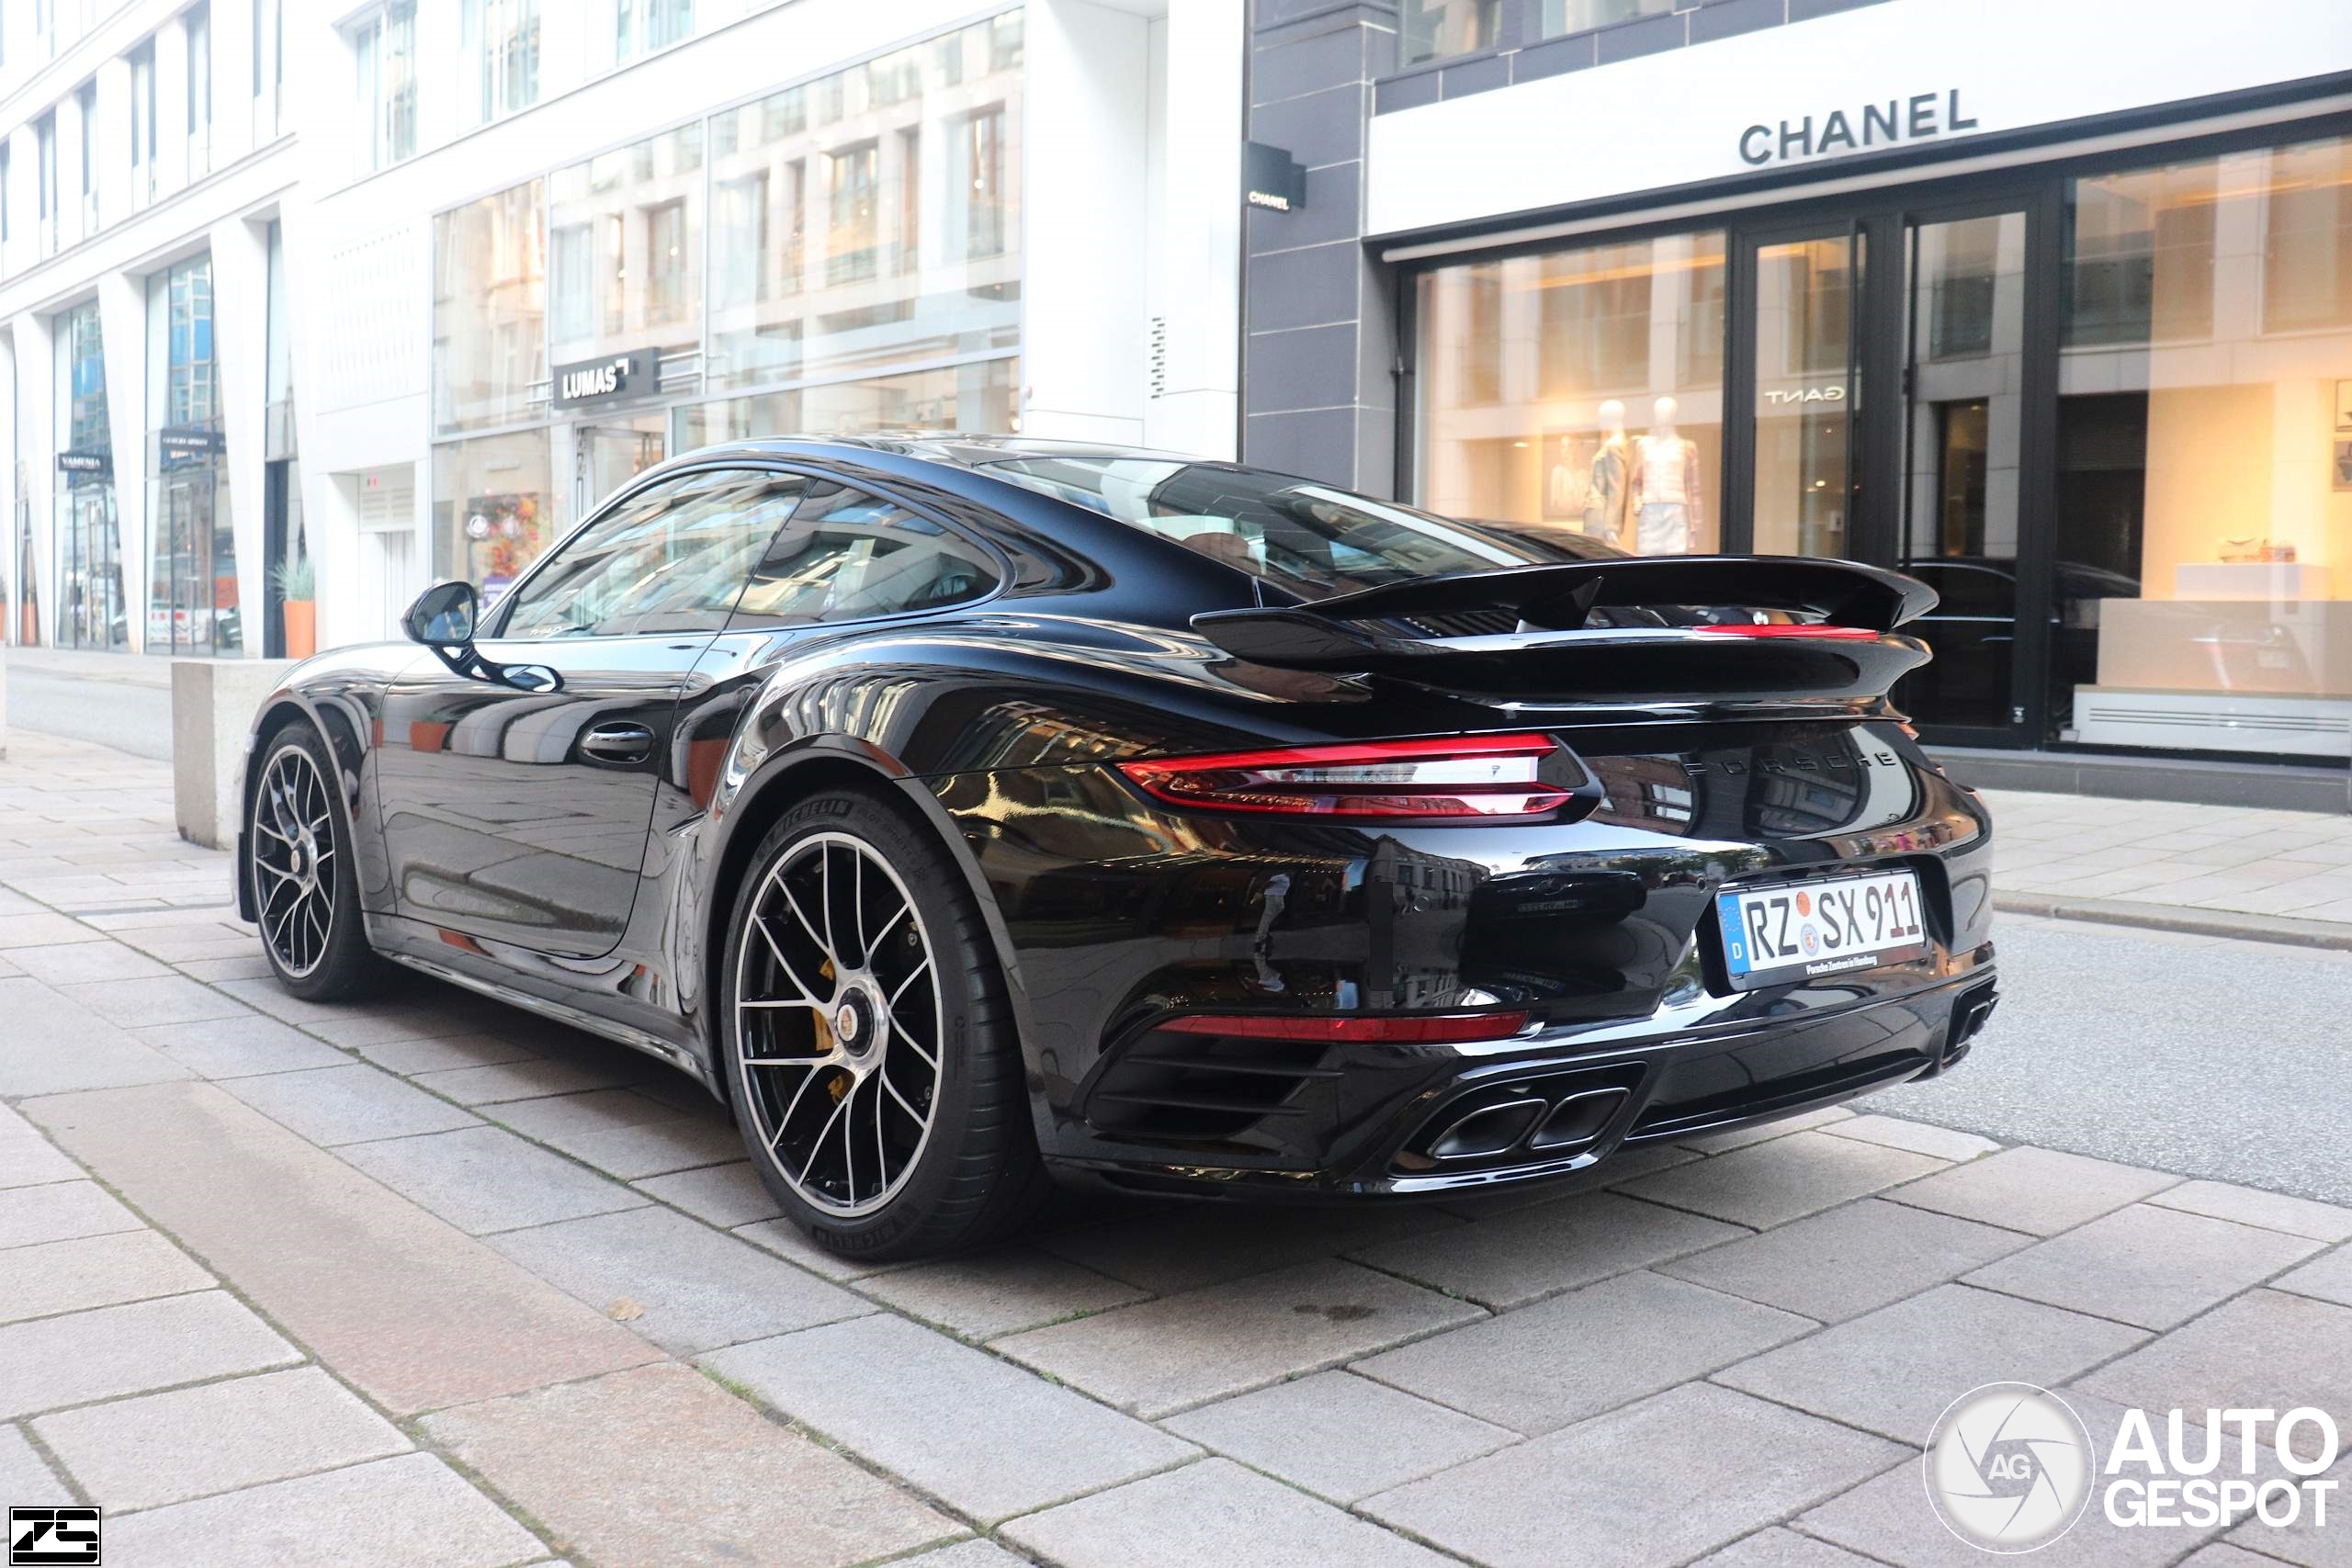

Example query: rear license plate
[1716,868,1929,989]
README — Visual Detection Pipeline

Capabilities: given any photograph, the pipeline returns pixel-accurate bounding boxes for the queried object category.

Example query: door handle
[580,722,655,764]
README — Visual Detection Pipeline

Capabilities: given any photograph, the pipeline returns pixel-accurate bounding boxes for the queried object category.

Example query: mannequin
[1630,396,1703,555]
[1583,399,1632,545]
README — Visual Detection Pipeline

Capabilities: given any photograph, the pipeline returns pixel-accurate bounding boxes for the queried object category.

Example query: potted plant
[272,554,317,660]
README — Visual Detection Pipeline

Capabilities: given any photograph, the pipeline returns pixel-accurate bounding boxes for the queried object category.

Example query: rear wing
[1188,557,1938,702]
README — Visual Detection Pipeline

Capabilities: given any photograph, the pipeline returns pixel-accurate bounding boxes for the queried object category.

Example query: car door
[376,468,808,956]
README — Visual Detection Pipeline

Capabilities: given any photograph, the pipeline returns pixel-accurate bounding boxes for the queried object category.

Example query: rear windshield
[981,456,1591,600]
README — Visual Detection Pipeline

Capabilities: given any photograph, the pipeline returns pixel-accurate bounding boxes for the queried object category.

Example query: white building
[0,0,1243,658]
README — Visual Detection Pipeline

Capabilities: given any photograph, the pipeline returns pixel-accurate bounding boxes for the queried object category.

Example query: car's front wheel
[247,721,384,1001]
[721,788,1047,1259]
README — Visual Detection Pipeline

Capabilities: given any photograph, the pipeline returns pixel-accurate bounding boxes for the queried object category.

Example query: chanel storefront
[1256,0,2352,804]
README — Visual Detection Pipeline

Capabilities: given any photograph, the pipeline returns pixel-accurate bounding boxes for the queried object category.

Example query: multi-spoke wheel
[245,723,384,1001]
[723,790,1047,1258]
[734,830,942,1216]
[253,743,338,978]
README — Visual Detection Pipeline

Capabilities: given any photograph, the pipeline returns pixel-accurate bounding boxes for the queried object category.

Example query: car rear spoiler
[1187,557,1939,700]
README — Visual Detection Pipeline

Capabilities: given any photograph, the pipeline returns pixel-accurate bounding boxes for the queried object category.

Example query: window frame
[485,460,1011,640]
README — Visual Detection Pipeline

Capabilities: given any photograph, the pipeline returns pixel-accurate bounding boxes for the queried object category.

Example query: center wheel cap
[833,1003,860,1044]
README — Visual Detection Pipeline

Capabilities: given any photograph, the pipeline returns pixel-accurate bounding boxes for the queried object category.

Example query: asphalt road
[1875,913,2352,1204]
[11,666,175,760]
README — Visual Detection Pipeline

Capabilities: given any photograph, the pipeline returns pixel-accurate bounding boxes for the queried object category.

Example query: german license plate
[1716,868,1929,989]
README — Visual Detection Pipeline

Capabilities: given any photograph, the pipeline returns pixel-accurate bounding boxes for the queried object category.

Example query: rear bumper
[1044,964,1996,1200]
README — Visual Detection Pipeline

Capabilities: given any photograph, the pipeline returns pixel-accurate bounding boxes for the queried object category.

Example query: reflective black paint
[237,438,1996,1201]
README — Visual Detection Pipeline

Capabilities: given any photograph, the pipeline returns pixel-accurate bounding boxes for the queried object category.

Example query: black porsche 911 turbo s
[237,434,1996,1259]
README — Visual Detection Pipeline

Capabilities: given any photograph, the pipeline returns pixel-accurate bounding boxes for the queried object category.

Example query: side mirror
[403,581,478,646]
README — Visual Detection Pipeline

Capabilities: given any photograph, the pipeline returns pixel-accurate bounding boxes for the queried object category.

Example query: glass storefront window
[674,357,1018,450]
[548,124,704,373]
[434,178,546,434]
[2053,132,2352,760]
[433,429,554,603]
[1400,0,1497,68]
[1532,0,1672,40]
[1415,231,1725,553]
[1751,233,1859,558]
[704,13,1021,393]
[146,254,238,657]
[53,300,125,651]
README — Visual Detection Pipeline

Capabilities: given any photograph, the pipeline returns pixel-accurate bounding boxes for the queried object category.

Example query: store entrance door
[572,418,665,522]
[1742,225,1862,561]
[1893,205,2037,742]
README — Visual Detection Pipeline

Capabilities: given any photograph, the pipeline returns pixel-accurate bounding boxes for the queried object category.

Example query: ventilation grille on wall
[1148,315,1167,400]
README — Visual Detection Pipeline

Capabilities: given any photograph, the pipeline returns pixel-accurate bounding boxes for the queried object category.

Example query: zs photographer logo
[8,1506,100,1566]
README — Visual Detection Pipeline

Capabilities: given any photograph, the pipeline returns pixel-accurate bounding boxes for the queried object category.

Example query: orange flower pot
[283,598,316,660]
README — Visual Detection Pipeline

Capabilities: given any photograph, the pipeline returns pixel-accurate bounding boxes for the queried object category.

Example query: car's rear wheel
[248,722,384,1001]
[722,788,1046,1259]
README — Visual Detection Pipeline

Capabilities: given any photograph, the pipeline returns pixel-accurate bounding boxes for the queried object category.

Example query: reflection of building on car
[238,435,1996,1261]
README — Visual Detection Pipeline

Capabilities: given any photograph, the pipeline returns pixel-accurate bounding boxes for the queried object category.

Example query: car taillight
[1116,733,1581,820]
[1694,624,1881,641]
[1159,1011,1531,1043]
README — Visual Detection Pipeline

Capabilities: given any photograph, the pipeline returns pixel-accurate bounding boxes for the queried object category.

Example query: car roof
[675,431,1205,472]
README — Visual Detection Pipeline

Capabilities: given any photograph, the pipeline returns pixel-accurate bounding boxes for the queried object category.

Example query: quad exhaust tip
[1420,1083,1633,1165]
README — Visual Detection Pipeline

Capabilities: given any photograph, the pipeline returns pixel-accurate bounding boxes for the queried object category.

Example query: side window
[497,470,807,638]
[729,482,999,628]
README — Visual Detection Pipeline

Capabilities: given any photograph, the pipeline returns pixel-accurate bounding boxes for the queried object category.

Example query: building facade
[0,0,1243,655]
[1244,0,2352,805]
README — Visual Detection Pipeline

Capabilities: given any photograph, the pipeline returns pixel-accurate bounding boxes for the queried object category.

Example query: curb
[1994,893,2352,953]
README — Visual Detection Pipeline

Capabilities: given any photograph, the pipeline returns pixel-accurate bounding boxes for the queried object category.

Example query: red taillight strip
[1693,624,1881,641]
[1116,733,1577,820]
[1159,1010,1532,1043]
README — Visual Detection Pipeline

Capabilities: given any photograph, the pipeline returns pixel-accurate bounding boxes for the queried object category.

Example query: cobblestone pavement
[1984,787,2352,938]
[3,729,2348,1568]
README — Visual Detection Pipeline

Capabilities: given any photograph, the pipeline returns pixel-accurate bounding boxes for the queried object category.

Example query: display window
[145,254,238,657]
[53,300,125,651]
[1415,231,1725,555]
[2052,132,2352,759]
[432,429,553,601]
[434,178,547,435]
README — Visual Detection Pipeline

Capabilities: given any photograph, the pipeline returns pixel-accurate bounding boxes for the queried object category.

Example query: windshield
[981,456,1589,599]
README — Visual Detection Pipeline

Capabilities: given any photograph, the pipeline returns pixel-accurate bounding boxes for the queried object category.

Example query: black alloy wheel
[248,722,383,1000]
[723,788,1047,1258]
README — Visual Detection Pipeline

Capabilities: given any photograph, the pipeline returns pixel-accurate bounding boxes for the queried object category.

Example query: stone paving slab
[25,1079,662,1416]
[995,1256,1487,1418]
[421,1363,957,1568]
[1033,1201,1462,1296]
[486,1204,869,1354]
[1962,1202,2324,1329]
[0,1230,215,1323]
[2150,1179,2352,1243]
[633,1160,785,1227]
[1696,1529,1883,1567]
[1362,1382,1906,1568]
[1657,1197,2036,1323]
[0,1291,300,1419]
[1620,1130,1949,1228]
[1005,1457,1460,1568]
[0,1178,142,1249]
[856,1243,1148,1341]
[1884,1144,2181,1235]
[130,1014,352,1078]
[1345,1189,1747,1310]
[100,1451,546,1568]
[0,976,193,1095]
[1357,1268,1815,1436]
[1716,1282,2150,1442]
[219,1061,483,1145]
[32,1366,412,1512]
[337,1124,653,1235]
[0,1422,67,1503]
[1159,1369,1516,1504]
[2074,1289,2352,1428]
[704,1312,1199,1522]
